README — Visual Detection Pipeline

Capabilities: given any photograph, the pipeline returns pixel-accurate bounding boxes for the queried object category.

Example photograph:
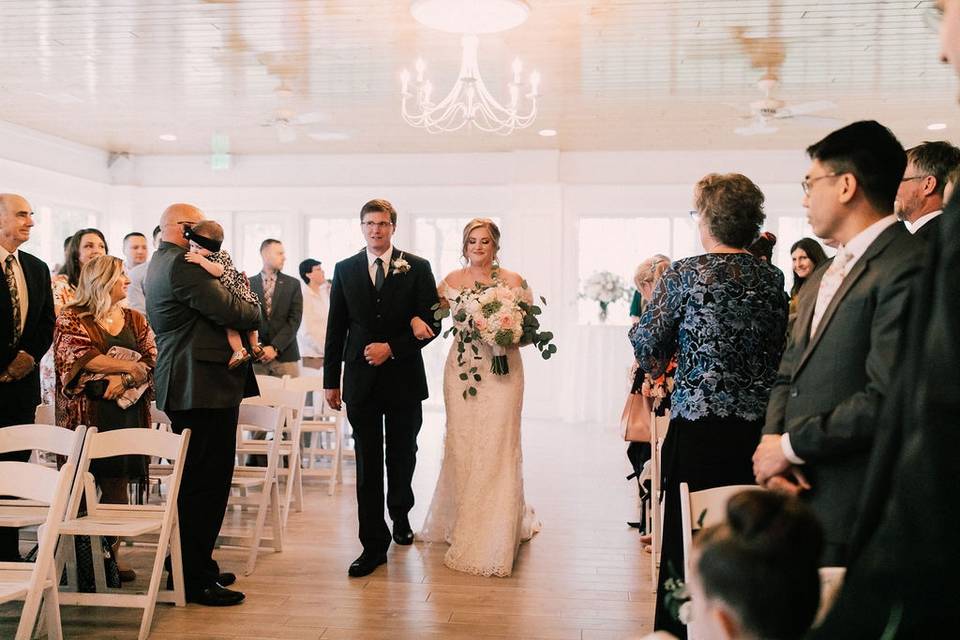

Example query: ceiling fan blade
[291,112,328,126]
[735,121,778,136]
[775,100,836,118]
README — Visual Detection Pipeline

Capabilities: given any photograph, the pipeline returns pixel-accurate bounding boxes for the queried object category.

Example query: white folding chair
[648,411,669,591]
[0,425,86,561]
[283,374,344,495]
[679,482,763,640]
[254,374,285,392]
[0,462,74,640]
[222,404,284,576]
[242,388,307,525]
[57,427,191,640]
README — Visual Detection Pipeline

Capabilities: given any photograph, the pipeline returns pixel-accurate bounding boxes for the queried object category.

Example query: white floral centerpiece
[580,270,630,322]
[433,272,557,399]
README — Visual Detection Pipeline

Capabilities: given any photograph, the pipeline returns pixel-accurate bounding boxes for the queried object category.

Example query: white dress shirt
[0,245,29,335]
[126,259,150,314]
[297,281,330,358]
[906,209,942,234]
[782,214,899,465]
[366,245,394,286]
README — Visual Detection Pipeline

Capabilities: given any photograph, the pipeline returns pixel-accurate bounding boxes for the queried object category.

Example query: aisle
[0,413,655,639]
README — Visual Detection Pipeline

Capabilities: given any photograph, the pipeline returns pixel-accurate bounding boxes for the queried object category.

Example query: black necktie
[374,257,385,291]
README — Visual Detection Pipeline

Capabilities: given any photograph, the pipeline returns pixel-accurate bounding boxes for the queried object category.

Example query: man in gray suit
[146,203,261,606]
[250,239,303,378]
[753,121,925,566]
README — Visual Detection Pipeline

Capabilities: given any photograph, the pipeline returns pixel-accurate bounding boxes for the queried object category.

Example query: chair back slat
[0,460,67,504]
[238,404,283,434]
[0,424,84,458]
[85,427,186,461]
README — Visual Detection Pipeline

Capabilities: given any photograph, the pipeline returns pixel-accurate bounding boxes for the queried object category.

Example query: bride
[419,217,541,577]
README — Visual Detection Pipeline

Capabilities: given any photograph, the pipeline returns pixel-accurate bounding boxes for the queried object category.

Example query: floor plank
[0,412,653,638]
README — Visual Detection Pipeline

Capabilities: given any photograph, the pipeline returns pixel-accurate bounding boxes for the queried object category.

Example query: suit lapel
[22,256,41,329]
[794,225,900,376]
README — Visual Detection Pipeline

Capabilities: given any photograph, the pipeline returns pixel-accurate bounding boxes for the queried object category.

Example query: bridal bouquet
[434,277,557,399]
[580,271,630,321]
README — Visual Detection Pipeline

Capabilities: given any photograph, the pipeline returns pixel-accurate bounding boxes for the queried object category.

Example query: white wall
[0,123,814,421]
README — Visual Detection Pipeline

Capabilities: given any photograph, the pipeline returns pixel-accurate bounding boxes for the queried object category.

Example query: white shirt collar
[366,245,394,268]
[906,209,942,234]
[837,215,899,273]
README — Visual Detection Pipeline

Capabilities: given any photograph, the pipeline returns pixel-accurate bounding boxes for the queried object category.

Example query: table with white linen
[561,323,637,425]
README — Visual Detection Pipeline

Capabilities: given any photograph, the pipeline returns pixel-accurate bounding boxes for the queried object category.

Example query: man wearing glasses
[324,198,440,578]
[894,140,960,240]
[810,2,960,635]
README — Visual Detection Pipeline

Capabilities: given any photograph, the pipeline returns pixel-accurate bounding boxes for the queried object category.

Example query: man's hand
[103,375,126,401]
[753,434,791,485]
[1,351,35,382]
[324,388,342,411]
[764,467,812,496]
[363,342,393,367]
[260,346,278,363]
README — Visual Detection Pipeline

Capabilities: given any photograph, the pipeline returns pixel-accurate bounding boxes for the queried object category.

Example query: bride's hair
[461,218,501,262]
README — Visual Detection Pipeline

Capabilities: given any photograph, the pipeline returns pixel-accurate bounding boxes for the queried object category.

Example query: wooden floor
[1,412,655,639]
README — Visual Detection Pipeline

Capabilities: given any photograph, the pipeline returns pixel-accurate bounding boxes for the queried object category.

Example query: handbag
[621,390,654,442]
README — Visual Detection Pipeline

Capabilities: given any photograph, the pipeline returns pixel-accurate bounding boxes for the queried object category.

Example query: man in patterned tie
[249,239,302,378]
[753,121,926,566]
[0,193,55,561]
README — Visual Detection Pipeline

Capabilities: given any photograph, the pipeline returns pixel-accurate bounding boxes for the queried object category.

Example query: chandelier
[400,0,540,135]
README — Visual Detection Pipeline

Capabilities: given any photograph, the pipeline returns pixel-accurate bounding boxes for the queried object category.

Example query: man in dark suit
[250,239,303,378]
[808,3,960,634]
[324,198,440,577]
[145,203,261,606]
[894,140,960,241]
[753,121,925,566]
[0,193,54,561]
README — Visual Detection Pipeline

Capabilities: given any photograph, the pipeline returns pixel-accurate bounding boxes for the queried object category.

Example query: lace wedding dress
[419,282,541,577]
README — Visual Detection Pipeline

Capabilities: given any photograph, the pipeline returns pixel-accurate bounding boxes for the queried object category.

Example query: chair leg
[243,482,274,576]
[138,533,170,640]
[169,521,186,607]
[269,481,284,553]
[43,579,62,640]
[292,460,304,513]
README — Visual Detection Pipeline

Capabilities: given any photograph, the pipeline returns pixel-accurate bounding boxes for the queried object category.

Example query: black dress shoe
[186,583,245,606]
[392,517,415,546]
[348,552,387,577]
[167,571,236,590]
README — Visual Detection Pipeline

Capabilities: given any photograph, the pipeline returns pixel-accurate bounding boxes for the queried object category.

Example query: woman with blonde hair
[630,255,672,322]
[54,255,156,582]
[420,217,542,577]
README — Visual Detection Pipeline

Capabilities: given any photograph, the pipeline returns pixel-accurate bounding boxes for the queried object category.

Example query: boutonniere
[392,253,411,275]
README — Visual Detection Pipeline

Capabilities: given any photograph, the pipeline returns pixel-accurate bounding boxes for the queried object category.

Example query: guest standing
[297,258,329,373]
[250,239,302,378]
[127,225,161,315]
[54,255,155,578]
[630,173,788,637]
[122,232,149,271]
[40,228,108,403]
[754,121,925,567]
[0,193,54,561]
[145,203,260,606]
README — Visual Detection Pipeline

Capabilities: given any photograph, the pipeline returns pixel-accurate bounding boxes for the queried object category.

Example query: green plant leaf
[540,296,547,304]
[542,352,551,360]
[473,374,481,382]
[459,373,468,381]
[468,387,477,397]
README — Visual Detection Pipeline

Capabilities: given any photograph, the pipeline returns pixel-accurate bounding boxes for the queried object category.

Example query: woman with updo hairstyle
[419,216,542,578]
[685,490,824,640]
[630,173,788,637]
[630,254,672,322]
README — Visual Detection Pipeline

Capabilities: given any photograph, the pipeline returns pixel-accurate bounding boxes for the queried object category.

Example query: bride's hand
[410,317,435,340]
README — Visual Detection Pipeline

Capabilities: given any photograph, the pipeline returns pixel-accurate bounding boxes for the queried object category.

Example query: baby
[182,220,264,369]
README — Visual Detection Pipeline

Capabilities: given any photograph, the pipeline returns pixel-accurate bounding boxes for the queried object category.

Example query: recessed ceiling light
[927,122,948,131]
[307,132,351,142]
[158,133,177,142]
[538,129,557,137]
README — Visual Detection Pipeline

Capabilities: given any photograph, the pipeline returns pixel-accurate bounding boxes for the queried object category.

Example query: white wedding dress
[419,281,541,577]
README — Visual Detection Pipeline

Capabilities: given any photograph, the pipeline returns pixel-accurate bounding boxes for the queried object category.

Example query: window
[578,216,674,325]
[306,218,364,270]
[21,204,98,269]
[235,220,283,275]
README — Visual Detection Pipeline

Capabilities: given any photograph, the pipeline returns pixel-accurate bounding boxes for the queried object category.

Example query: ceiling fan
[260,109,328,143]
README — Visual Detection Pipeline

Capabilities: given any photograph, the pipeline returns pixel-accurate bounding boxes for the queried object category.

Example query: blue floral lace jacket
[629,254,788,422]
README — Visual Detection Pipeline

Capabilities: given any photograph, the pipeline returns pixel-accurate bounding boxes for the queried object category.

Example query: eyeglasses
[801,173,840,196]
[900,175,930,183]
[362,221,393,230]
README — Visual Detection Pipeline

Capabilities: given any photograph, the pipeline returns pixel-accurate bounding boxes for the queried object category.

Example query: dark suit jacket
[250,271,303,362]
[810,200,960,637]
[911,211,942,242]
[323,248,440,407]
[763,222,924,560]
[145,242,261,412]
[0,249,54,419]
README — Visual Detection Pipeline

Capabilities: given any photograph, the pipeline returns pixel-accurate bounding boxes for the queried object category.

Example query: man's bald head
[160,203,205,248]
[0,193,34,252]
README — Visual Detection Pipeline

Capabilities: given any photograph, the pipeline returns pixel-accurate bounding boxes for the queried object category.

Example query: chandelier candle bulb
[530,70,540,96]
[416,57,426,82]
[401,68,411,93]
[512,57,522,84]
